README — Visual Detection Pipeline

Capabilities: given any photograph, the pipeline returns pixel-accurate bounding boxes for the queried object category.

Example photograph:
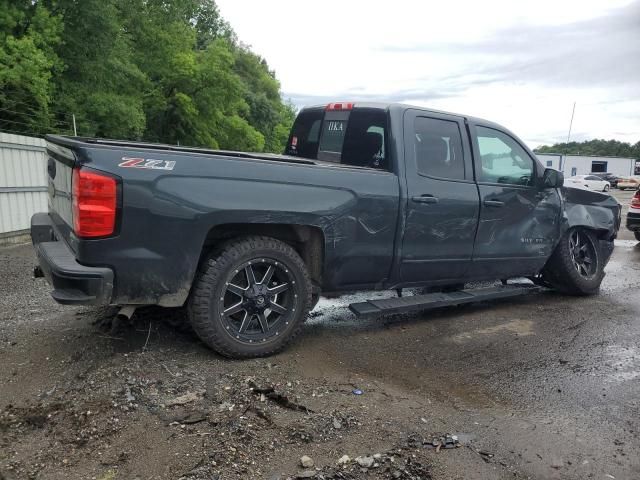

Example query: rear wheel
[188,236,312,358]
[542,228,605,295]
[635,231,640,242]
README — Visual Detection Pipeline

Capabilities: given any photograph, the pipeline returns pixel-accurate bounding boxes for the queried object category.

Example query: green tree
[0,1,62,134]
[1,0,293,152]
[535,139,639,159]
[49,0,147,138]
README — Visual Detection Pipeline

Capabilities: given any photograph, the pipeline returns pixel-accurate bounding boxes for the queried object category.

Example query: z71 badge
[119,157,176,171]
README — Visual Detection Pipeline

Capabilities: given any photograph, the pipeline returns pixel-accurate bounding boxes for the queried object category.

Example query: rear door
[468,124,561,278]
[399,109,479,284]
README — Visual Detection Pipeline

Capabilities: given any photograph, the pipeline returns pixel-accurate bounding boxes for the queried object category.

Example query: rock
[332,418,342,429]
[337,455,351,465]
[373,453,382,460]
[296,470,316,479]
[124,386,135,403]
[300,455,314,468]
[166,390,203,407]
[355,456,374,468]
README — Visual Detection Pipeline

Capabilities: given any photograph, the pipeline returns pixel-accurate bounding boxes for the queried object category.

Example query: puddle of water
[614,239,639,248]
[450,319,535,343]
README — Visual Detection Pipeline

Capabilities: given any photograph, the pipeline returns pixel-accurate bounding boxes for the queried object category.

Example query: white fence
[0,133,47,243]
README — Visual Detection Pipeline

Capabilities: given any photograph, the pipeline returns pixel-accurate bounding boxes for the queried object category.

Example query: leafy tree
[0,0,294,152]
[49,0,147,138]
[535,139,640,159]
[0,1,62,134]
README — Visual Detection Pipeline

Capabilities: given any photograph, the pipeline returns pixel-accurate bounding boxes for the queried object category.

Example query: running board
[349,285,540,317]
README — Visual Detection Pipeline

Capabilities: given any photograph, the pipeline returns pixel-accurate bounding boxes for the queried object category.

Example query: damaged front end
[560,186,621,266]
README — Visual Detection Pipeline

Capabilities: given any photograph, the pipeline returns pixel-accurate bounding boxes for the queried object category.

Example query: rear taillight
[72,168,117,238]
[631,190,640,209]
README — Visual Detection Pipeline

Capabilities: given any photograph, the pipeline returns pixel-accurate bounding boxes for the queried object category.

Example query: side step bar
[349,284,540,317]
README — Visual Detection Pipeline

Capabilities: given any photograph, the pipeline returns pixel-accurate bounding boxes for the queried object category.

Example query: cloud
[217,0,639,145]
[377,0,640,92]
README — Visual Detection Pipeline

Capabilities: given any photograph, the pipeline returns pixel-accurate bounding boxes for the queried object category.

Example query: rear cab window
[285,105,390,171]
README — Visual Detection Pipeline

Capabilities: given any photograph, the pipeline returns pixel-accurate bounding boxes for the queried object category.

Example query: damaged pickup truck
[32,102,621,358]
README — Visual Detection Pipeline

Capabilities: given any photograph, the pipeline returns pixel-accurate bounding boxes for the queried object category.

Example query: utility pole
[561,102,576,172]
[566,102,576,145]
[72,114,77,136]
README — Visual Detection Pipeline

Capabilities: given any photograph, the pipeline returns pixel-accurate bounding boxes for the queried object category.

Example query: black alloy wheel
[219,259,296,344]
[568,229,598,279]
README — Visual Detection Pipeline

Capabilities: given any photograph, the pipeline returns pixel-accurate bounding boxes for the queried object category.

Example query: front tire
[542,228,605,296]
[604,184,610,192]
[635,231,640,242]
[188,236,312,358]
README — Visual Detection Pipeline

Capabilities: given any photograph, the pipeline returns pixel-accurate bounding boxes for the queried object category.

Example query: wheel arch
[197,223,325,290]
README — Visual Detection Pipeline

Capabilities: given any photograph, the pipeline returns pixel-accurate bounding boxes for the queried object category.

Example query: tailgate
[46,141,77,246]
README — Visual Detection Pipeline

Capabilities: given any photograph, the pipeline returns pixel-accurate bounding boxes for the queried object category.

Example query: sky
[216,0,640,149]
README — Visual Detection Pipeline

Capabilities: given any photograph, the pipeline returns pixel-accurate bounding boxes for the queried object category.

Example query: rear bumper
[627,211,640,232]
[31,213,114,305]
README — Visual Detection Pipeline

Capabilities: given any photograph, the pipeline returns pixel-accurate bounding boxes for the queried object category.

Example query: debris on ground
[300,455,315,468]
[286,451,432,479]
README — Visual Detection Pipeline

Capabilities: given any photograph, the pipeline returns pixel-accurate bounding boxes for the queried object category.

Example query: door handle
[483,199,505,208]
[412,195,439,204]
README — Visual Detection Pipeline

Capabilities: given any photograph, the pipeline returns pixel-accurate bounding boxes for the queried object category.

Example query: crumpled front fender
[560,187,621,240]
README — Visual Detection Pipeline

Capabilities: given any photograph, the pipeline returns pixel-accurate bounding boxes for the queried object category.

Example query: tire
[542,228,605,296]
[635,231,640,242]
[604,184,610,192]
[188,236,312,358]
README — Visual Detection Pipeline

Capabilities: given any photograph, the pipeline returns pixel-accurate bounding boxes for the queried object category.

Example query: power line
[0,99,76,117]
[0,107,73,123]
[0,117,73,132]
[0,115,71,128]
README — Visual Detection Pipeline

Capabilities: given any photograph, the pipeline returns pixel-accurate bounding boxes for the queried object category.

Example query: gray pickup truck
[32,102,621,357]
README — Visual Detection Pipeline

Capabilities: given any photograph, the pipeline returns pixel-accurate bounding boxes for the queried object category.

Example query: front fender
[560,187,621,238]
[558,187,621,266]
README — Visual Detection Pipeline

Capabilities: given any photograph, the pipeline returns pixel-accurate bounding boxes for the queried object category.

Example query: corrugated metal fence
[0,133,47,243]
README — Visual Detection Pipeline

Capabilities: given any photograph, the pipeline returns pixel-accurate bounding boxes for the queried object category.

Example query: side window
[339,109,388,170]
[475,126,534,186]
[414,117,465,180]
[285,109,323,159]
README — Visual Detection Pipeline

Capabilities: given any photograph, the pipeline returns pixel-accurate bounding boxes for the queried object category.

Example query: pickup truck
[32,102,621,358]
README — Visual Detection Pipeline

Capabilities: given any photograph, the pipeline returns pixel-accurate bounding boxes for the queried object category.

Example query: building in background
[536,153,639,177]
[0,133,48,245]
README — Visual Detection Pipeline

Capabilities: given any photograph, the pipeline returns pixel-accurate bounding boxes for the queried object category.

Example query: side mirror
[542,168,564,189]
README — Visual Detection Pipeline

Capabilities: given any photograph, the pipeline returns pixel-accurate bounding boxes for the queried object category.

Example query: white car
[564,175,610,192]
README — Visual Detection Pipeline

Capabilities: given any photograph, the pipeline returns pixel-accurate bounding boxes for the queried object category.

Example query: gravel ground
[1,189,639,480]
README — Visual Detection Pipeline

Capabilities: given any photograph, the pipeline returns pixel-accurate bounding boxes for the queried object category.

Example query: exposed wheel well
[200,224,324,289]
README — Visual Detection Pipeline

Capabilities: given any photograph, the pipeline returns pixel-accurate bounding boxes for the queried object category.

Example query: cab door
[467,123,561,279]
[399,110,480,285]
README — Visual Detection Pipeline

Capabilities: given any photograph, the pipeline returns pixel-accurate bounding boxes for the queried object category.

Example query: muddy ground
[1,190,639,480]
